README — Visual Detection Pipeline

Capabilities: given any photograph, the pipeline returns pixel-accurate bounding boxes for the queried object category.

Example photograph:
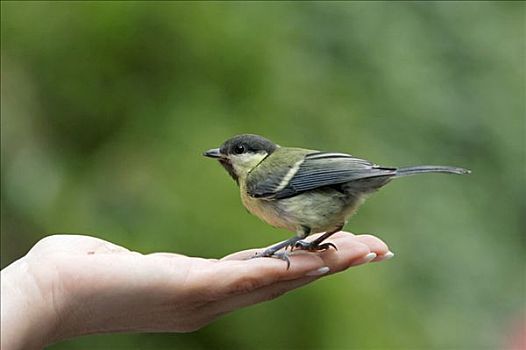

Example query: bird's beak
[203,148,221,158]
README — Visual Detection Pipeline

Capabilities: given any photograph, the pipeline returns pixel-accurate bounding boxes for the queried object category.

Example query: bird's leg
[251,227,310,268]
[293,225,343,252]
[257,236,304,256]
[251,236,304,269]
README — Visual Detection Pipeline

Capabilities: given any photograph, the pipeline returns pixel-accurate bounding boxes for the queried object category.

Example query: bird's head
[204,134,278,183]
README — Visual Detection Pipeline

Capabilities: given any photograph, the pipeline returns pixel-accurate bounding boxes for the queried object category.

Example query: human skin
[1,232,392,350]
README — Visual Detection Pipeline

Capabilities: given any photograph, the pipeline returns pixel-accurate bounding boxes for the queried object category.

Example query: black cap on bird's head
[203,134,278,183]
[204,134,277,158]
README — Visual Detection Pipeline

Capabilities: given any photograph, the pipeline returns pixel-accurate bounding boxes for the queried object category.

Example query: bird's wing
[247,151,396,199]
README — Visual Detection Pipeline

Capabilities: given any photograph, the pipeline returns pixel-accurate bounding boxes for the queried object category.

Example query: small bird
[204,134,470,265]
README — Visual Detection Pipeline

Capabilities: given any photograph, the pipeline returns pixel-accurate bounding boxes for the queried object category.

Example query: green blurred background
[1,1,524,349]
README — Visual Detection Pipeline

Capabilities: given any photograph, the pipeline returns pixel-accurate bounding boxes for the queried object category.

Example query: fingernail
[351,252,378,266]
[376,251,395,262]
[363,252,377,263]
[306,266,330,276]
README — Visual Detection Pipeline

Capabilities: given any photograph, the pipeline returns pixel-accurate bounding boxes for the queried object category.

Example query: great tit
[204,134,470,265]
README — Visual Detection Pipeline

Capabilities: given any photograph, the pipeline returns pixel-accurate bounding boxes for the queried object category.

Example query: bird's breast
[240,190,294,231]
[240,185,366,235]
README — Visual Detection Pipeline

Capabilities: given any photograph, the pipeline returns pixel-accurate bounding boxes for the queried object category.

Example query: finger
[297,231,392,266]
[353,234,392,262]
[203,253,327,298]
[207,275,319,318]
[302,233,373,273]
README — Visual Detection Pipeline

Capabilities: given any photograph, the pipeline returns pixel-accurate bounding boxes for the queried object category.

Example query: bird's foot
[251,250,291,269]
[293,240,338,252]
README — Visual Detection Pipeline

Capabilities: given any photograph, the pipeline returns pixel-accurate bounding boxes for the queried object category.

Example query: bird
[204,134,470,266]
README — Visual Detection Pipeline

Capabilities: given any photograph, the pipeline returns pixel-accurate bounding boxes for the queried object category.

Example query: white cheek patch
[230,152,268,177]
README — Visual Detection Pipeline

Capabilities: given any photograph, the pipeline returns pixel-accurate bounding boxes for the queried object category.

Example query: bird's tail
[394,165,471,178]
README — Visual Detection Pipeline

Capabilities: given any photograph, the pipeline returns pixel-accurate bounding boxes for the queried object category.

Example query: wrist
[1,257,66,349]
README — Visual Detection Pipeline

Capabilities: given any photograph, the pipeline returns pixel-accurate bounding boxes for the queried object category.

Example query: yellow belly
[240,186,365,236]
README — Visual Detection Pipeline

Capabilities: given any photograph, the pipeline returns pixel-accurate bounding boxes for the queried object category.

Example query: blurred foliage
[1,1,524,349]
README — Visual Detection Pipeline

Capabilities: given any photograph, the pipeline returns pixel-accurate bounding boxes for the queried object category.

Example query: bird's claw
[293,240,338,252]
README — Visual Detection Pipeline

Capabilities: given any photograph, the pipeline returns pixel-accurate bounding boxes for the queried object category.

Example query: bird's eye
[234,144,246,154]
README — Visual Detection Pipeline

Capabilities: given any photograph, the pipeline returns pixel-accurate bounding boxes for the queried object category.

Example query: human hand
[1,232,393,349]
